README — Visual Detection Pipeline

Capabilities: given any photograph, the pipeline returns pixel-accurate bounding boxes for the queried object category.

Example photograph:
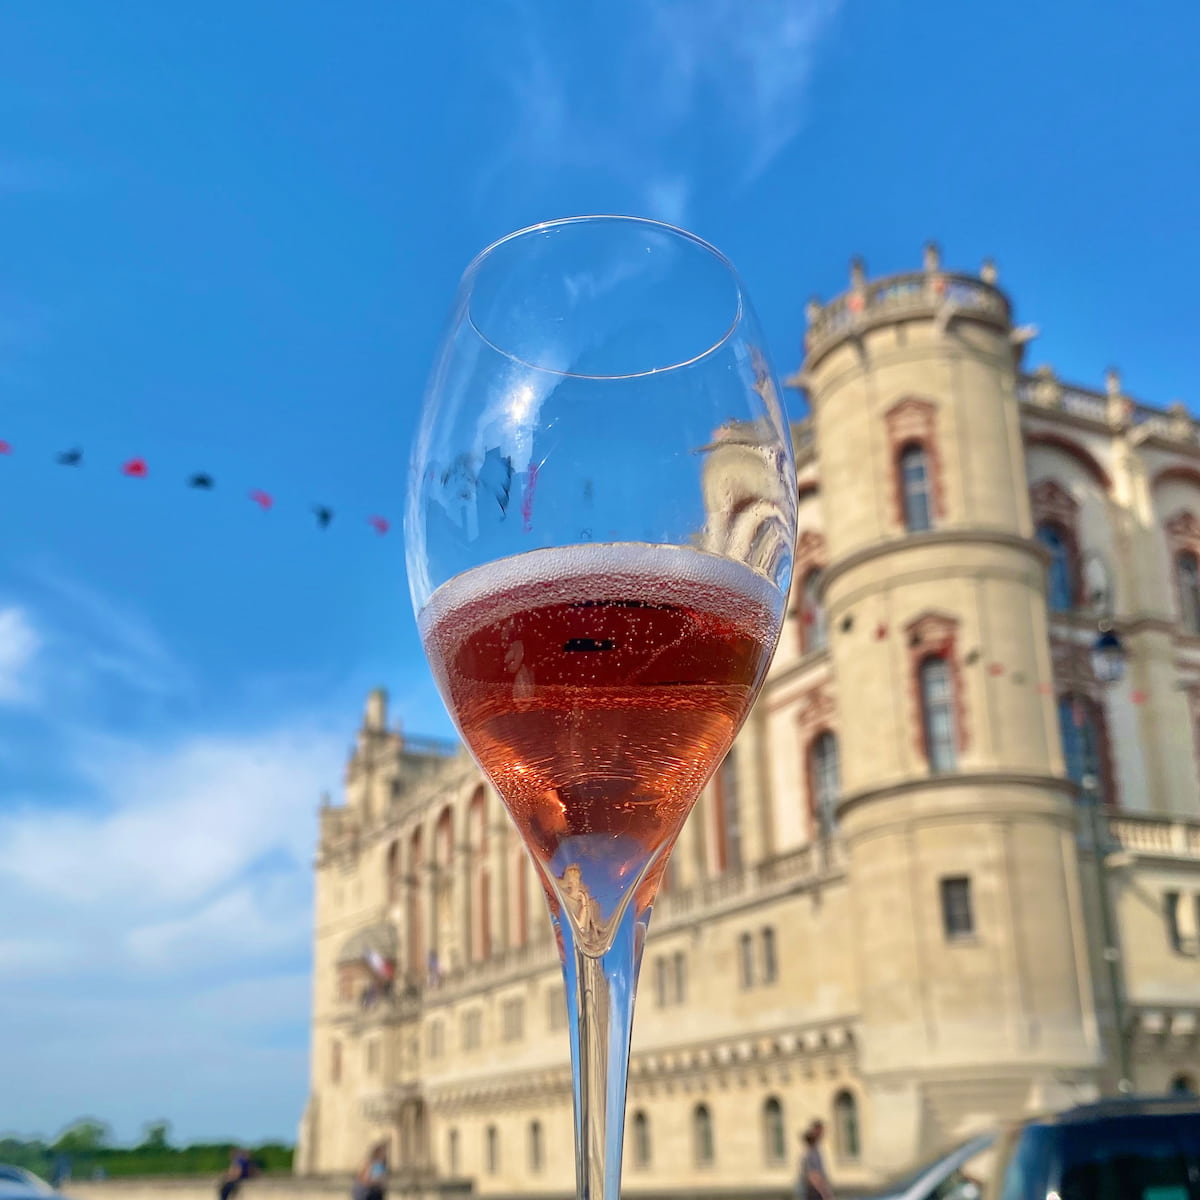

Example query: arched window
[761,927,778,984]
[435,806,454,867]
[528,1121,543,1172]
[385,840,400,904]
[900,443,933,532]
[833,1090,860,1162]
[632,1109,651,1169]
[763,1096,786,1164]
[1177,551,1200,635]
[1058,693,1109,805]
[693,1104,714,1167]
[485,1125,499,1175]
[1170,1073,1196,1096]
[408,827,425,976]
[1037,522,1077,612]
[801,568,827,654]
[809,731,840,835]
[716,749,742,872]
[330,1039,342,1083]
[919,656,957,772]
[513,852,530,948]
[447,1128,460,1176]
[739,931,755,988]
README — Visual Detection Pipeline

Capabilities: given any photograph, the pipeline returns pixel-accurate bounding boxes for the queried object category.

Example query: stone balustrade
[803,269,1011,365]
[1107,813,1200,860]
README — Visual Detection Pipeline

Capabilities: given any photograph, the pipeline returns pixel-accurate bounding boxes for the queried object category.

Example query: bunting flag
[1131,689,1149,705]
[874,621,888,641]
[0,435,396,538]
[987,662,1006,677]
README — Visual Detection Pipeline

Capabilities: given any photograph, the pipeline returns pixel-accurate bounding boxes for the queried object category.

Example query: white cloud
[0,577,348,1140]
[486,0,842,223]
[0,605,40,703]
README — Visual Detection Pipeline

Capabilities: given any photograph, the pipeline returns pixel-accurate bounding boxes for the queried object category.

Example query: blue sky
[1,0,1198,1145]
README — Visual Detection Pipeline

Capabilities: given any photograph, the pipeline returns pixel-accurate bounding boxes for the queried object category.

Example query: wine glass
[405,215,797,1200]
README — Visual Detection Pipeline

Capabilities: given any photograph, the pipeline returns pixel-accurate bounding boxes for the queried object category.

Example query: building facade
[298,246,1200,1194]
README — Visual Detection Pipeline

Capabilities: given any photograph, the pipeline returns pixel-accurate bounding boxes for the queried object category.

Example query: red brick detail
[1024,431,1112,492]
[904,611,968,762]
[885,398,945,528]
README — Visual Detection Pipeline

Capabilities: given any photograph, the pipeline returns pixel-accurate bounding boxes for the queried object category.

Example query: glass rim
[461,214,747,382]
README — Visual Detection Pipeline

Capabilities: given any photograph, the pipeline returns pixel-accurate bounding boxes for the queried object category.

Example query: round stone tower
[802,246,1101,1167]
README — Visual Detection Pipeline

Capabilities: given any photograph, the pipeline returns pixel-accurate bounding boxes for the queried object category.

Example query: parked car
[862,1095,1200,1200]
[984,1095,1200,1199]
[860,1132,995,1200]
[0,1165,66,1199]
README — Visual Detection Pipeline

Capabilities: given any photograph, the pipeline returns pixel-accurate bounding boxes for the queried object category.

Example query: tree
[52,1119,111,1154]
[139,1121,171,1152]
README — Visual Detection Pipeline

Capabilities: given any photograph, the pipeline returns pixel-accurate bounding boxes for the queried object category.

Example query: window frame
[693,1103,715,1168]
[762,1096,786,1165]
[808,729,840,835]
[919,654,958,773]
[940,875,975,941]
[899,441,934,533]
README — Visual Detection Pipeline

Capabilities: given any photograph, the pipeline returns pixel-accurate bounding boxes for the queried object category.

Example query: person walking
[796,1120,833,1200]
[217,1147,255,1200]
[352,1142,389,1200]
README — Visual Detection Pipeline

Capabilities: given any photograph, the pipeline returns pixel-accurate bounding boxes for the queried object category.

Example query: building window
[1177,551,1200,635]
[501,997,525,1041]
[673,951,687,1004]
[426,1020,444,1059]
[485,1126,499,1175]
[1058,694,1109,806]
[693,1104,714,1167]
[528,1121,543,1173]
[1037,522,1077,612]
[716,749,742,872]
[763,1097,786,1165]
[801,568,827,654]
[461,1008,482,1051]
[919,656,957,772]
[655,956,668,1007]
[447,1128,460,1176]
[940,876,974,940]
[809,730,840,834]
[761,927,778,984]
[900,443,933,532]
[739,932,755,989]
[1171,1073,1197,1096]
[513,853,530,948]
[1165,891,1184,953]
[365,1038,380,1075]
[632,1109,651,1169]
[330,1039,342,1084]
[385,839,401,904]
[547,983,568,1031]
[833,1090,860,1162]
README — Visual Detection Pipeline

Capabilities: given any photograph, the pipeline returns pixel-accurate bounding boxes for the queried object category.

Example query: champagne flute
[405,216,796,1200]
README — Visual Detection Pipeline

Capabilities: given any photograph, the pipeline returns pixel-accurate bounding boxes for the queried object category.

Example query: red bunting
[249,489,274,511]
[1131,689,1148,705]
[987,662,1005,677]
[122,458,148,478]
[367,515,390,536]
[1037,682,1054,696]
[874,621,888,641]
[0,440,11,455]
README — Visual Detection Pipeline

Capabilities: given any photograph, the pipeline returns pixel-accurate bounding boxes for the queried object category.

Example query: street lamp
[1081,622,1133,1094]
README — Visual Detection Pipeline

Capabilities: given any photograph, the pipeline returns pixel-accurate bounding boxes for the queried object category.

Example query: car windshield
[1058,1113,1200,1200]
[861,1135,994,1197]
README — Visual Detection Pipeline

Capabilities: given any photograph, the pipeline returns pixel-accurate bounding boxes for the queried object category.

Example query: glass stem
[557,896,647,1200]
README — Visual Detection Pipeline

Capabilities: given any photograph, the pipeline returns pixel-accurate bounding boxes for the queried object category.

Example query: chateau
[298,246,1200,1194]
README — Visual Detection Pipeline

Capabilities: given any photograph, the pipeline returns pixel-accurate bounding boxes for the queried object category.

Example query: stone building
[298,246,1200,1194]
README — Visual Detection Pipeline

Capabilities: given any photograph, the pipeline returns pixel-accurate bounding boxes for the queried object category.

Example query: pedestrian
[217,1146,255,1200]
[796,1120,833,1200]
[352,1142,389,1200]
